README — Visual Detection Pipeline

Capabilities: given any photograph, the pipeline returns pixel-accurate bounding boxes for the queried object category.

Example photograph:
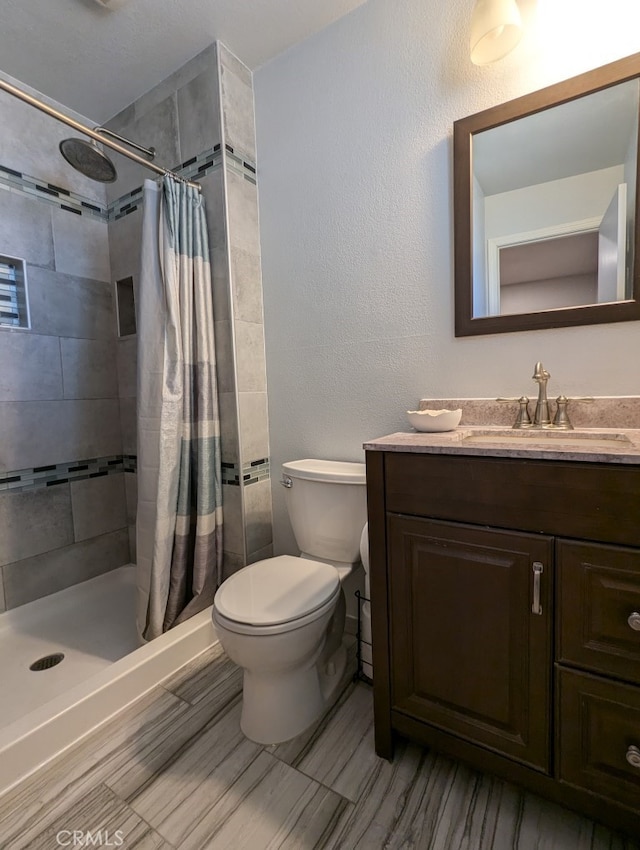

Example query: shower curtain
[136,177,223,642]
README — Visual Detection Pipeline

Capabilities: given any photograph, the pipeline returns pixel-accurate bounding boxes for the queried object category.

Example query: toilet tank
[282,459,367,565]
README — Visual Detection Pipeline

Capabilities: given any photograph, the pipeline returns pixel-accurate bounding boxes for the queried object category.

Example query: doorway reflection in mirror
[471,78,639,319]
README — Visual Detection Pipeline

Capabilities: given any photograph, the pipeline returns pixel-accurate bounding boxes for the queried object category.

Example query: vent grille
[0,256,29,329]
[30,653,65,671]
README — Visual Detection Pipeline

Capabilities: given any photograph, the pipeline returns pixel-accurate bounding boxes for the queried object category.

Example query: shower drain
[29,653,65,671]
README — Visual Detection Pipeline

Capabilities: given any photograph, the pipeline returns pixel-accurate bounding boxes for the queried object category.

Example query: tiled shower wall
[218,44,274,573]
[0,42,272,613]
[105,42,273,578]
[0,79,129,612]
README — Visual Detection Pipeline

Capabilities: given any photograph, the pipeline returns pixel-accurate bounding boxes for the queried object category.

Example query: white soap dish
[407,408,462,432]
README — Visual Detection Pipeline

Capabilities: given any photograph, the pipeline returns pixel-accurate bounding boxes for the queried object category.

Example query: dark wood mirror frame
[454,52,640,337]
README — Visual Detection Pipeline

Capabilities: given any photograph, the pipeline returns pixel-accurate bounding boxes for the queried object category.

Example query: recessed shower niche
[115,275,136,337]
[0,255,30,330]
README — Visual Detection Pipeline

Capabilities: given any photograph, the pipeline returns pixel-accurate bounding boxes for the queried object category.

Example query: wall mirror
[454,53,640,336]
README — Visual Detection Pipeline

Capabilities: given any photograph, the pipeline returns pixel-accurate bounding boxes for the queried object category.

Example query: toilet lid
[214,555,340,626]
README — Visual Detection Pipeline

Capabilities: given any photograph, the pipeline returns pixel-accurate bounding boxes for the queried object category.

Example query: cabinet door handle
[628,612,640,631]
[531,562,543,615]
[626,745,640,768]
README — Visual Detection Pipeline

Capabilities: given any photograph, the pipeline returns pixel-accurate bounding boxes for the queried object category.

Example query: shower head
[59,138,117,183]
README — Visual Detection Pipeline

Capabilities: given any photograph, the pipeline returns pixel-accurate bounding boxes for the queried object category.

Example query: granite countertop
[363,426,640,465]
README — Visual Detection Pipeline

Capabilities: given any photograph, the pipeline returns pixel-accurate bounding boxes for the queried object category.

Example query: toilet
[212,458,367,744]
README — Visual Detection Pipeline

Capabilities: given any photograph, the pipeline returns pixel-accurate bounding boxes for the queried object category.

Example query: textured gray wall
[254,0,640,559]
[0,83,128,611]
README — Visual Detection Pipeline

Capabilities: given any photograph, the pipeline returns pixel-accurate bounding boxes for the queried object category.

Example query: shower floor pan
[0,565,217,795]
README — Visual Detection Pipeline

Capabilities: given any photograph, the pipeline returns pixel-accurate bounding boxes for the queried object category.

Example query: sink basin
[461,429,632,452]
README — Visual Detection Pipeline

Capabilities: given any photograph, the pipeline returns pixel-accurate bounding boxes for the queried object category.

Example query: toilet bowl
[213,555,346,743]
[212,459,367,745]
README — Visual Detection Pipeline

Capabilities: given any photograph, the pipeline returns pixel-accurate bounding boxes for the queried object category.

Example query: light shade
[470,0,523,65]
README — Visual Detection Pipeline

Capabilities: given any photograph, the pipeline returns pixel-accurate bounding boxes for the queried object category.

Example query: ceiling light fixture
[470,0,524,65]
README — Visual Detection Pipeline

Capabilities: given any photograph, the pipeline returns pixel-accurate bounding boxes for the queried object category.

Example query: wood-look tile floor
[0,643,638,849]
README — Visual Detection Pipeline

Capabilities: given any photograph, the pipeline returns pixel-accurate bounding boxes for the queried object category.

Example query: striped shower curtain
[136,176,223,642]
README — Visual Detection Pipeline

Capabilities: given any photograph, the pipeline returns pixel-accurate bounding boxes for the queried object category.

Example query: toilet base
[240,641,348,745]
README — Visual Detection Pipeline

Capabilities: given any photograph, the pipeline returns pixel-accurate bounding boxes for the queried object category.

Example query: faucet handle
[497,396,532,429]
[552,395,594,430]
[533,361,550,382]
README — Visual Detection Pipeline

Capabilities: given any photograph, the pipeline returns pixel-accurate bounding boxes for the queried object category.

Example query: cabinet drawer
[557,668,640,811]
[558,540,640,685]
[383,453,640,546]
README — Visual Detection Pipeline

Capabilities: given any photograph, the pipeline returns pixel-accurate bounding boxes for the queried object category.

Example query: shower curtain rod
[0,77,202,192]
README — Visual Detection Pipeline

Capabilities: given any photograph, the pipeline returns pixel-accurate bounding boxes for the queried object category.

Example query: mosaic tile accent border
[109,185,144,222]
[221,461,240,486]
[177,144,223,185]
[221,457,270,487]
[0,143,257,225]
[2,454,267,493]
[122,454,137,473]
[0,164,108,221]
[107,145,226,222]
[0,455,129,493]
[243,457,270,485]
[224,144,257,185]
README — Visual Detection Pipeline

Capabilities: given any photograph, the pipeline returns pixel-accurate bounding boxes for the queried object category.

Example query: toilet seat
[213,555,341,636]
[213,590,340,636]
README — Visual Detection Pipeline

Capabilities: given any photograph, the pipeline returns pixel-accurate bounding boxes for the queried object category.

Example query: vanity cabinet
[388,516,553,772]
[366,449,640,835]
[558,668,640,812]
[557,540,640,684]
[556,540,640,814]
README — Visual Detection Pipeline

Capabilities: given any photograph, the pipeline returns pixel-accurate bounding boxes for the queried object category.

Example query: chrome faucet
[498,362,593,430]
[532,361,551,427]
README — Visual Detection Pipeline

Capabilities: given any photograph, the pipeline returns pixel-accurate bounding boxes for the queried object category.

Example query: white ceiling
[473,78,640,195]
[0,0,367,123]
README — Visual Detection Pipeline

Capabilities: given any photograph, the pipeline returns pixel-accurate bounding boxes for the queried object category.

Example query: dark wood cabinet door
[558,540,640,685]
[388,515,553,772]
[557,667,640,813]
